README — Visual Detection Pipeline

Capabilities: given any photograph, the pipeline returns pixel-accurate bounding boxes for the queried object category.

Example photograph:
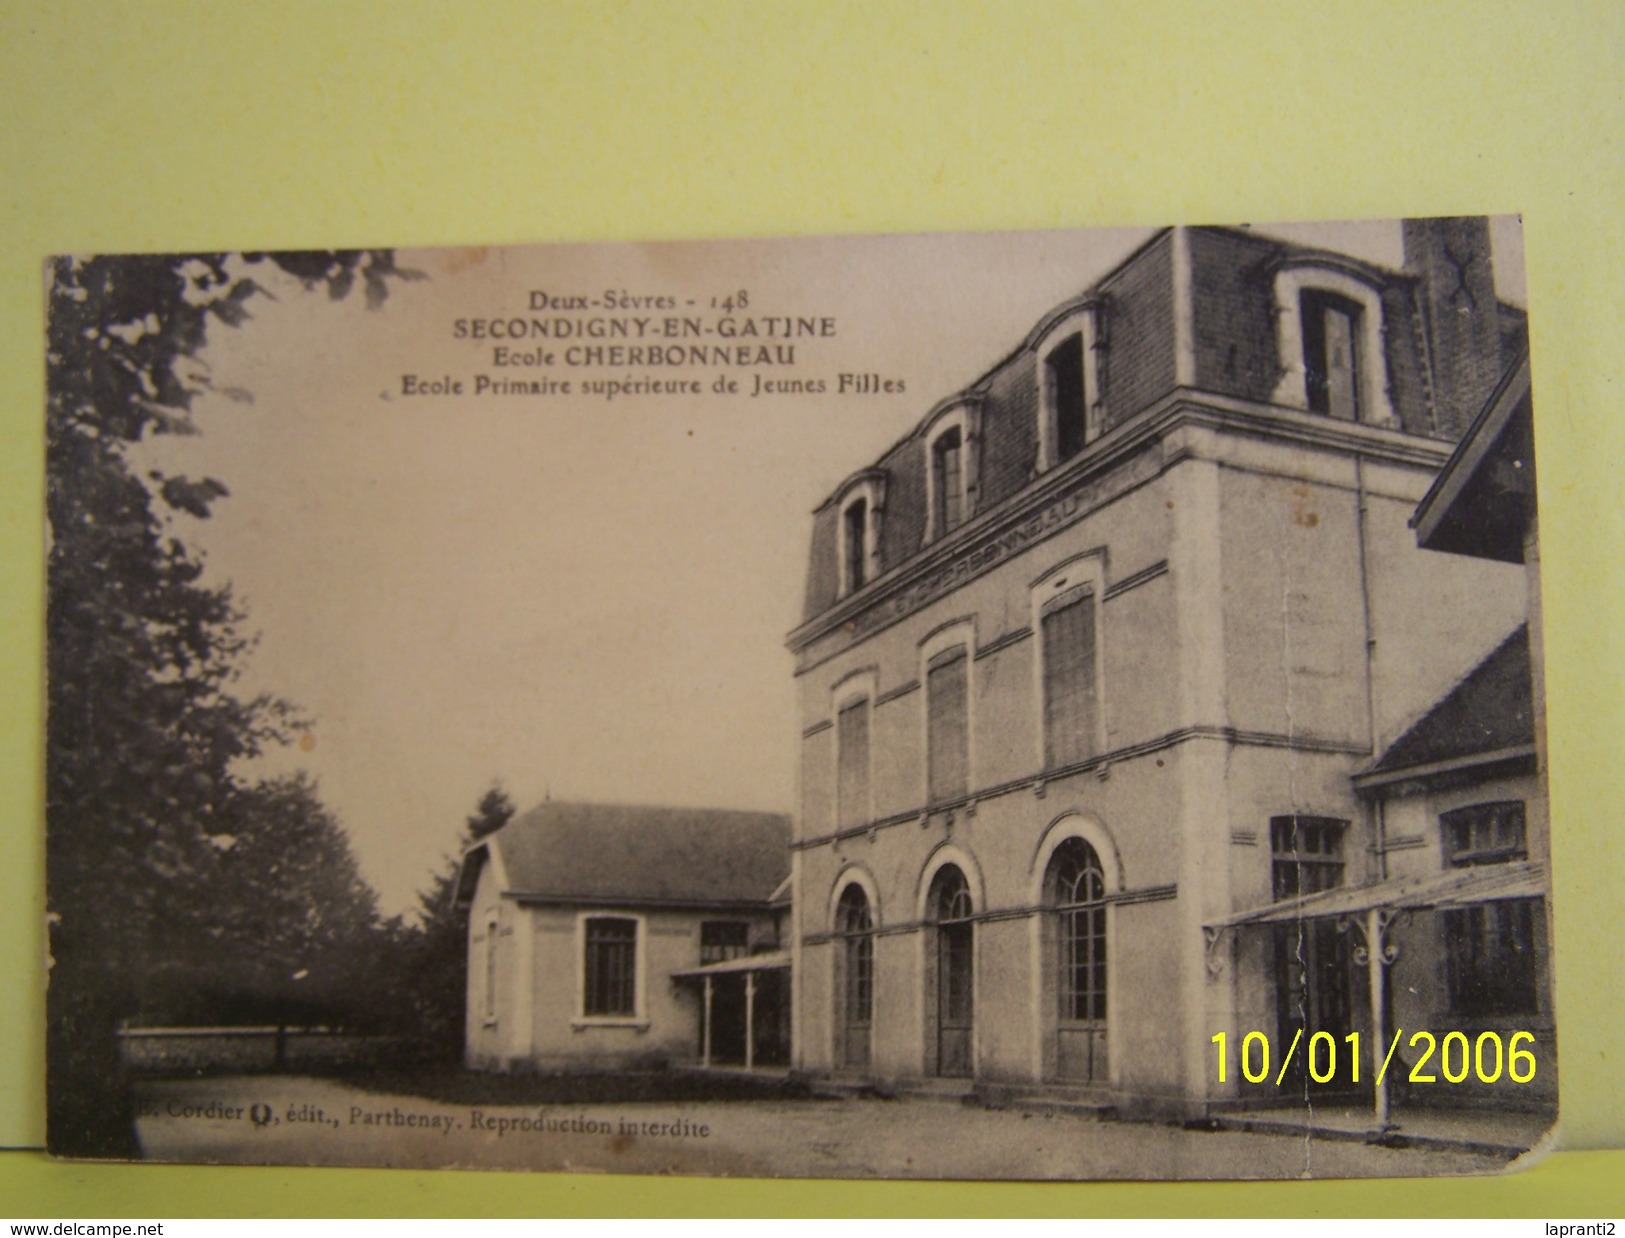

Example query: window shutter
[927,648,969,803]
[1042,590,1097,769]
[837,700,870,829]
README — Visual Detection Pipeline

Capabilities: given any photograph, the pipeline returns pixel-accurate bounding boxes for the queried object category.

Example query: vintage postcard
[44,218,1554,1179]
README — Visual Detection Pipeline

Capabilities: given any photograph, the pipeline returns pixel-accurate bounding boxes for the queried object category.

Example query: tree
[407,782,516,1060]
[211,774,386,1027]
[45,250,411,1156]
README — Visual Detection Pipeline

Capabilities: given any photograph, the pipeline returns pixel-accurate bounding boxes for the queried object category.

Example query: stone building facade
[786,220,1541,1115]
[459,802,791,1073]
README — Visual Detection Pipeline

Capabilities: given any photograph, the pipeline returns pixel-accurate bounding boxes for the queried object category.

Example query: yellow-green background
[3,0,1621,1217]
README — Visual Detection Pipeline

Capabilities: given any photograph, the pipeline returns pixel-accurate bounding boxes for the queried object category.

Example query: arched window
[842,497,869,594]
[832,471,886,599]
[933,427,965,534]
[926,864,974,1077]
[1032,299,1105,471]
[835,883,874,1070]
[921,399,981,544]
[931,865,974,923]
[1045,838,1107,1082]
[1269,261,1396,427]
[1045,333,1088,461]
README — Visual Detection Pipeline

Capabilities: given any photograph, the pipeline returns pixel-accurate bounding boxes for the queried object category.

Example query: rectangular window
[583,916,638,1017]
[1441,801,1536,1017]
[1302,291,1361,421]
[927,647,969,803]
[700,920,750,965]
[934,429,964,535]
[1445,901,1538,1017]
[1441,801,1527,866]
[836,698,870,829]
[843,499,867,594]
[1041,589,1097,769]
[1270,815,1347,900]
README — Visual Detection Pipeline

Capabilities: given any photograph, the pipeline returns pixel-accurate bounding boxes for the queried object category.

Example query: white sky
[134,218,1525,917]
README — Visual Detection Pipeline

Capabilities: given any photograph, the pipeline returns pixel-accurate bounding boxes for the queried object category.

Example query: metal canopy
[1205,860,1545,931]
[669,950,792,980]
[1204,858,1545,1132]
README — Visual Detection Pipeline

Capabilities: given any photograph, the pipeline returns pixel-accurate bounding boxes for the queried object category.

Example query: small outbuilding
[456,801,792,1073]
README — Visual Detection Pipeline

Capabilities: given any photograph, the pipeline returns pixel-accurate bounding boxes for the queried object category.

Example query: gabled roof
[1412,350,1534,563]
[1356,626,1533,788]
[456,801,791,909]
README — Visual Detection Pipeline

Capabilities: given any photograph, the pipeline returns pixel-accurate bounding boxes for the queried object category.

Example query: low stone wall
[118,1026,407,1075]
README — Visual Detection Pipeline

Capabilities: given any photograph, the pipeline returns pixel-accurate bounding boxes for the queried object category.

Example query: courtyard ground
[130,1074,1539,1181]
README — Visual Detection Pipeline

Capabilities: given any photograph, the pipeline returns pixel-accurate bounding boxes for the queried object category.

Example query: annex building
[458,802,792,1073]
[786,220,1550,1116]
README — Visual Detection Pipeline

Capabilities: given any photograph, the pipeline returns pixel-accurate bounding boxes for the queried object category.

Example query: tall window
[1301,290,1363,420]
[929,865,975,1077]
[1049,839,1107,1024]
[583,916,638,1017]
[1270,815,1346,900]
[1041,587,1098,769]
[931,867,975,1027]
[1442,802,1537,1017]
[1045,333,1087,462]
[842,498,868,594]
[700,921,750,965]
[926,647,969,803]
[835,884,874,1069]
[482,916,499,1023]
[836,697,871,829]
[933,427,965,536]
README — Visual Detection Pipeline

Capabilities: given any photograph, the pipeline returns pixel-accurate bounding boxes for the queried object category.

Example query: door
[936,919,973,1076]
[835,884,873,1071]
[1274,919,1359,1094]
[1047,838,1108,1083]
[1269,816,1359,1095]
[928,866,974,1077]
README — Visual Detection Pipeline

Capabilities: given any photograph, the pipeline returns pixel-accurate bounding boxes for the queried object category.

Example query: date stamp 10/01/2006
[1211,1029,1540,1088]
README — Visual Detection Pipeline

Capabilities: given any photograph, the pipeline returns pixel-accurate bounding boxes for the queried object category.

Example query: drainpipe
[1355,454,1387,880]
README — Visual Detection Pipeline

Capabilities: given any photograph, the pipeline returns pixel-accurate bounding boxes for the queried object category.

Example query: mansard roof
[797,223,1527,632]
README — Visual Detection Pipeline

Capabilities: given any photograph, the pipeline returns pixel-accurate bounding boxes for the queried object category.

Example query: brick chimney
[1403,216,1504,438]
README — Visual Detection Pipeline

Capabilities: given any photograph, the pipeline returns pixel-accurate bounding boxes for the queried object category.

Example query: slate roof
[462,801,791,908]
[1363,625,1533,777]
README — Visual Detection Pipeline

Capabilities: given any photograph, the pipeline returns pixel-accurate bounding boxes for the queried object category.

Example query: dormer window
[934,429,964,534]
[1270,260,1397,428]
[1045,334,1087,462]
[833,471,886,599]
[922,399,981,544]
[1301,290,1363,421]
[1033,299,1105,472]
[843,498,869,594]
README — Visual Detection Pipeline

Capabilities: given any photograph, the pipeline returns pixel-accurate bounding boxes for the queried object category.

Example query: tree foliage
[406,782,517,1061]
[45,250,411,1156]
